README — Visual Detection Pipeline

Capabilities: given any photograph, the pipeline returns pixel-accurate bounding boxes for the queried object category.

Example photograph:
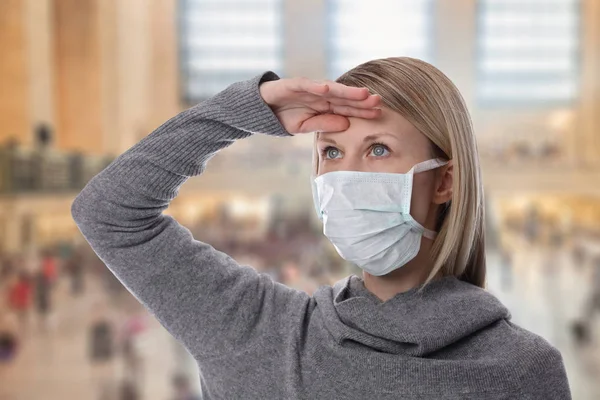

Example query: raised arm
[71,71,381,362]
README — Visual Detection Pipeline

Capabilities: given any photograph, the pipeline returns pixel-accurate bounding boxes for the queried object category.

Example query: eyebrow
[317,132,400,145]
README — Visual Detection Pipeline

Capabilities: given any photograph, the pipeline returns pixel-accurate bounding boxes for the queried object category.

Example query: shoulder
[480,315,564,373]
[503,322,571,399]
[503,321,562,362]
[453,287,571,399]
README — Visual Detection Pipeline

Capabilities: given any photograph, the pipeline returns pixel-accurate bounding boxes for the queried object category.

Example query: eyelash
[320,142,391,159]
[370,142,391,156]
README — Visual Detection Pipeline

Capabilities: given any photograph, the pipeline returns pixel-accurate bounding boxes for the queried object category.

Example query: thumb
[296,114,350,134]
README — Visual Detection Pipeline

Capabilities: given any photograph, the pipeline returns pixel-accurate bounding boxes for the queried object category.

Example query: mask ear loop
[413,158,448,174]
[422,229,438,240]
[414,158,450,240]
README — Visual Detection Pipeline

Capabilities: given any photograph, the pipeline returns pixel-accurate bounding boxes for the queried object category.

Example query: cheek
[409,175,435,225]
[317,164,332,176]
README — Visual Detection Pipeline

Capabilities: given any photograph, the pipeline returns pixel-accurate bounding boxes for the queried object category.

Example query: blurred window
[477,0,580,106]
[179,0,284,102]
[327,0,435,79]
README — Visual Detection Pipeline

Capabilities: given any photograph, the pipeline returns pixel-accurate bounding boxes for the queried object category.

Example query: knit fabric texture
[71,72,571,400]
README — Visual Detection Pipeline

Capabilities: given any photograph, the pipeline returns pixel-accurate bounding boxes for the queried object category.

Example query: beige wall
[0,0,180,156]
[432,0,600,172]
[25,0,55,139]
[435,0,477,109]
[470,0,599,171]
[3,0,599,161]
[1,0,600,251]
[98,0,118,155]
[279,0,600,173]
[0,0,30,146]
[114,0,151,150]
[53,0,104,153]
[283,0,327,79]
[579,0,600,168]
[149,0,180,130]
[106,0,180,154]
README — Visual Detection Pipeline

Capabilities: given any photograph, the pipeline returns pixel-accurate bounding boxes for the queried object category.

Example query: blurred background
[0,0,599,399]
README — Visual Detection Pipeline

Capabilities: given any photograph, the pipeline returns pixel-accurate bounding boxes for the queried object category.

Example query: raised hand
[259,77,382,135]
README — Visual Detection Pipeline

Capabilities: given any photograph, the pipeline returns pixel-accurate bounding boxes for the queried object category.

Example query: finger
[321,80,370,101]
[330,105,382,119]
[328,94,382,109]
[297,114,350,134]
[290,77,330,96]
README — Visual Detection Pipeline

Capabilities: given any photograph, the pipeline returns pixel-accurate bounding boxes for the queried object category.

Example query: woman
[72,57,571,399]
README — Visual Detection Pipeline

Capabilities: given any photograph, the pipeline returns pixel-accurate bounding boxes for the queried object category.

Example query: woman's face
[316,107,444,229]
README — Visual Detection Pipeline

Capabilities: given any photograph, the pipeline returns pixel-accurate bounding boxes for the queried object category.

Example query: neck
[362,239,440,302]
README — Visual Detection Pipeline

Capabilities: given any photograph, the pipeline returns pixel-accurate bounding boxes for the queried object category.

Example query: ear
[433,160,453,205]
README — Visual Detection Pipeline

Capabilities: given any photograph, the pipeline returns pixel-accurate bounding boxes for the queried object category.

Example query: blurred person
[72,58,570,399]
[171,334,191,373]
[57,240,75,262]
[549,223,565,249]
[170,373,201,400]
[119,302,148,390]
[103,267,127,304]
[170,335,198,397]
[88,298,117,400]
[0,305,20,363]
[6,270,32,336]
[0,255,15,282]
[41,249,59,289]
[494,222,514,292]
[524,205,540,245]
[572,254,600,345]
[33,266,53,334]
[483,197,513,290]
[262,263,281,282]
[22,246,39,277]
[65,249,86,297]
[544,223,565,278]
[499,245,514,291]
[572,241,587,268]
[281,261,317,295]
[118,376,141,400]
[280,260,299,286]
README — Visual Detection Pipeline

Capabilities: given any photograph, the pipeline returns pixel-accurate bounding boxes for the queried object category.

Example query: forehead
[317,107,425,146]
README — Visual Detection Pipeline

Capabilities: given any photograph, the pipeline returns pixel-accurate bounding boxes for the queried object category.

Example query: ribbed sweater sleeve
[71,71,312,362]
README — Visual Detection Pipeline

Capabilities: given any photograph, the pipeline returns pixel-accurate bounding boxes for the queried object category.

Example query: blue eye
[322,146,342,159]
[370,144,390,157]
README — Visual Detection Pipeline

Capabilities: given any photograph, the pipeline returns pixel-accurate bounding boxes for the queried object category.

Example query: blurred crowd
[0,241,153,399]
[490,203,600,349]
[0,207,352,400]
[1,197,600,399]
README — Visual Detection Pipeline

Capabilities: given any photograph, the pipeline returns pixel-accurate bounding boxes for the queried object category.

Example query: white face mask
[311,158,448,276]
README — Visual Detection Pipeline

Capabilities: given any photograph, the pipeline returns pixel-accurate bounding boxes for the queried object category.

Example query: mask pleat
[310,158,447,276]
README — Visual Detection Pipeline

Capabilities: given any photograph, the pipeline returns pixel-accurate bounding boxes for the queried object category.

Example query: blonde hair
[313,57,486,288]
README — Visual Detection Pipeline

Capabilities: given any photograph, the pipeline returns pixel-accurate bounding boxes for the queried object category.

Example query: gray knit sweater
[71,72,571,399]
